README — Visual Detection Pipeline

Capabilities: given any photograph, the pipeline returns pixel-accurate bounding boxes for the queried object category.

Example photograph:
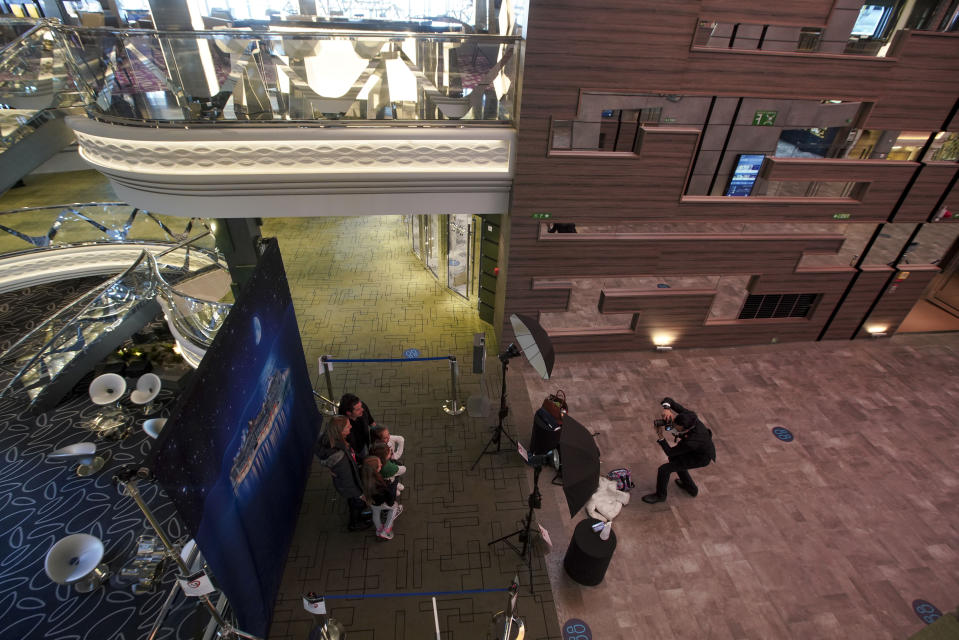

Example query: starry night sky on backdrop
[148,239,321,638]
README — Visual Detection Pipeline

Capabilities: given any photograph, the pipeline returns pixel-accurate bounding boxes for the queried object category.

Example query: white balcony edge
[68,117,517,218]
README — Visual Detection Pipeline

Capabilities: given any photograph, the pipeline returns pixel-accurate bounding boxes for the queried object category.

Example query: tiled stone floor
[518,333,959,640]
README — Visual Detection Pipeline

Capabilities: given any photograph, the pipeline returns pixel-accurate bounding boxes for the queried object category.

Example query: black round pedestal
[563,517,617,586]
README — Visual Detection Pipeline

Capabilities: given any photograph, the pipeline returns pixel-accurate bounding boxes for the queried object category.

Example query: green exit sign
[531,213,552,219]
[752,110,778,126]
[833,213,852,220]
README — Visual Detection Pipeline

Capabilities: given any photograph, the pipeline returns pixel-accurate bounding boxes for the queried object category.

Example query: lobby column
[213,218,262,298]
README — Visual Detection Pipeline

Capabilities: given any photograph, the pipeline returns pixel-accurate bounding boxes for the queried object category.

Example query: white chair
[130,373,161,415]
[88,373,127,434]
[44,533,110,593]
[47,443,110,477]
[142,418,167,439]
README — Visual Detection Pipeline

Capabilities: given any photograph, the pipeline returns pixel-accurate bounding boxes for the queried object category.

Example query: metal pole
[321,356,335,409]
[443,355,465,415]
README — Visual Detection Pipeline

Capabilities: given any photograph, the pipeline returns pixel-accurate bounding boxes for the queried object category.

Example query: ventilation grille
[738,293,817,319]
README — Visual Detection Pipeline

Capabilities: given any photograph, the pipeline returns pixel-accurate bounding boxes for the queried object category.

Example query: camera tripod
[488,464,543,592]
[471,345,521,470]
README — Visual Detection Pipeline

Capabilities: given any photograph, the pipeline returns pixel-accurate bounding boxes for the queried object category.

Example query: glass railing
[0,244,232,408]
[0,202,217,257]
[0,20,80,107]
[51,23,521,125]
[0,203,229,405]
[0,18,83,162]
[155,258,233,348]
[0,17,43,50]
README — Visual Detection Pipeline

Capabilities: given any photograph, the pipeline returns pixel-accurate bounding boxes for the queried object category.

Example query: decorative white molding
[74,136,510,174]
[67,118,516,218]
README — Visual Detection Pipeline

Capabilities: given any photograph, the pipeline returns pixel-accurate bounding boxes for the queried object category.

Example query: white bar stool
[47,442,110,477]
[88,373,127,435]
[130,373,161,415]
[44,533,110,593]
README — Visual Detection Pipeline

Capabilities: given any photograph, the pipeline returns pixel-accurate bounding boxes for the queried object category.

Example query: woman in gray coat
[315,415,369,530]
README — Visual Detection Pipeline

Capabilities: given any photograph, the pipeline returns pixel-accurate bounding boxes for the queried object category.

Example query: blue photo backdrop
[149,239,320,638]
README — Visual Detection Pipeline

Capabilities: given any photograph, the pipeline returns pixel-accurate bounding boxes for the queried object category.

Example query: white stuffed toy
[585,476,630,522]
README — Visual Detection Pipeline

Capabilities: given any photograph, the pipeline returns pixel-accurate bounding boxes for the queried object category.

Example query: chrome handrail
[0,20,44,57]
[0,240,233,403]
[0,249,153,397]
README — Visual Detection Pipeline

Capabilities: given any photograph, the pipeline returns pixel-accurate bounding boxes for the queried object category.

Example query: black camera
[654,418,674,431]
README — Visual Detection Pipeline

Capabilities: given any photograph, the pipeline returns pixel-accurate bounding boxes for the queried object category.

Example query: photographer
[641,397,716,504]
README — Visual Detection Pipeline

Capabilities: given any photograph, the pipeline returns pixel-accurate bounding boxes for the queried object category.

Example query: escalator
[0,19,83,193]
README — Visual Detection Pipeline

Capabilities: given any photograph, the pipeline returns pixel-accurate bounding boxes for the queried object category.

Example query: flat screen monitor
[851,5,890,37]
[725,154,765,197]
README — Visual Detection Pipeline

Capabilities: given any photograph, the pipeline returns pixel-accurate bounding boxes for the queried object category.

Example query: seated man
[641,397,716,504]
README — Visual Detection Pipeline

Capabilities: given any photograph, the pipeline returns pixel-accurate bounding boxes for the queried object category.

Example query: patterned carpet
[0,279,208,640]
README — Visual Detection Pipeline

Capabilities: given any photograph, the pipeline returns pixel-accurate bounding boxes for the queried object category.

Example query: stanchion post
[321,356,335,410]
[443,356,465,416]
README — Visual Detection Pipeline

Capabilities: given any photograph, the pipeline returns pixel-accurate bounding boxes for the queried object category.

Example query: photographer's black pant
[655,458,710,497]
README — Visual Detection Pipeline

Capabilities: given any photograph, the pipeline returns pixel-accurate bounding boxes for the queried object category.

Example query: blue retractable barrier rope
[323,357,450,363]
[321,587,509,600]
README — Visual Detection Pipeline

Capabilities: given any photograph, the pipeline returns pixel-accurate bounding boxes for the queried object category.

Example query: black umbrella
[557,414,600,518]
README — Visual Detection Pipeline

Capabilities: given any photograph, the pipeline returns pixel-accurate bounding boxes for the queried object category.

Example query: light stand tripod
[471,344,522,470]
[488,462,544,591]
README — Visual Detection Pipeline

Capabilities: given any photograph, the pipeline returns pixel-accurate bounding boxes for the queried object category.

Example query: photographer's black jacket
[658,398,716,464]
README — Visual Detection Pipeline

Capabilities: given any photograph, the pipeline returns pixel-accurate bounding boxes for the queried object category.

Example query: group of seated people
[314,393,407,540]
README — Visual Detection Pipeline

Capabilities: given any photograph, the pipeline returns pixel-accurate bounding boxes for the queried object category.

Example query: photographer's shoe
[641,493,666,504]
[675,479,699,497]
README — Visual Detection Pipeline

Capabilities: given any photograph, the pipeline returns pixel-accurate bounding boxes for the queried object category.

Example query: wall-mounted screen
[725,154,765,197]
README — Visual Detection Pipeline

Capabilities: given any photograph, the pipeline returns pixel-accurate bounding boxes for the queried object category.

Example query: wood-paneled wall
[853,267,940,338]
[894,164,959,222]
[820,267,892,340]
[503,0,959,353]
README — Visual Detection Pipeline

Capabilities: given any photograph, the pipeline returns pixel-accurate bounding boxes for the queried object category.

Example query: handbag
[541,390,568,424]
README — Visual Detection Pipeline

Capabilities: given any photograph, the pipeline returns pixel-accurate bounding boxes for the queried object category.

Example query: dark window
[738,293,818,319]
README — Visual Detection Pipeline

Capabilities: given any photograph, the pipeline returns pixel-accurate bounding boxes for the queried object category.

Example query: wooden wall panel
[698,0,834,26]
[747,270,855,294]
[762,157,917,218]
[599,289,716,314]
[507,236,844,279]
[514,128,904,223]
[820,267,892,340]
[894,163,959,222]
[941,177,959,217]
[853,267,940,338]
[540,268,852,352]
[683,49,895,101]
[502,1,959,354]
[866,32,959,131]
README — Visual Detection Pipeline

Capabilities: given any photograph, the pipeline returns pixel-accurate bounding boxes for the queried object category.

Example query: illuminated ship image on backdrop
[230,367,291,491]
